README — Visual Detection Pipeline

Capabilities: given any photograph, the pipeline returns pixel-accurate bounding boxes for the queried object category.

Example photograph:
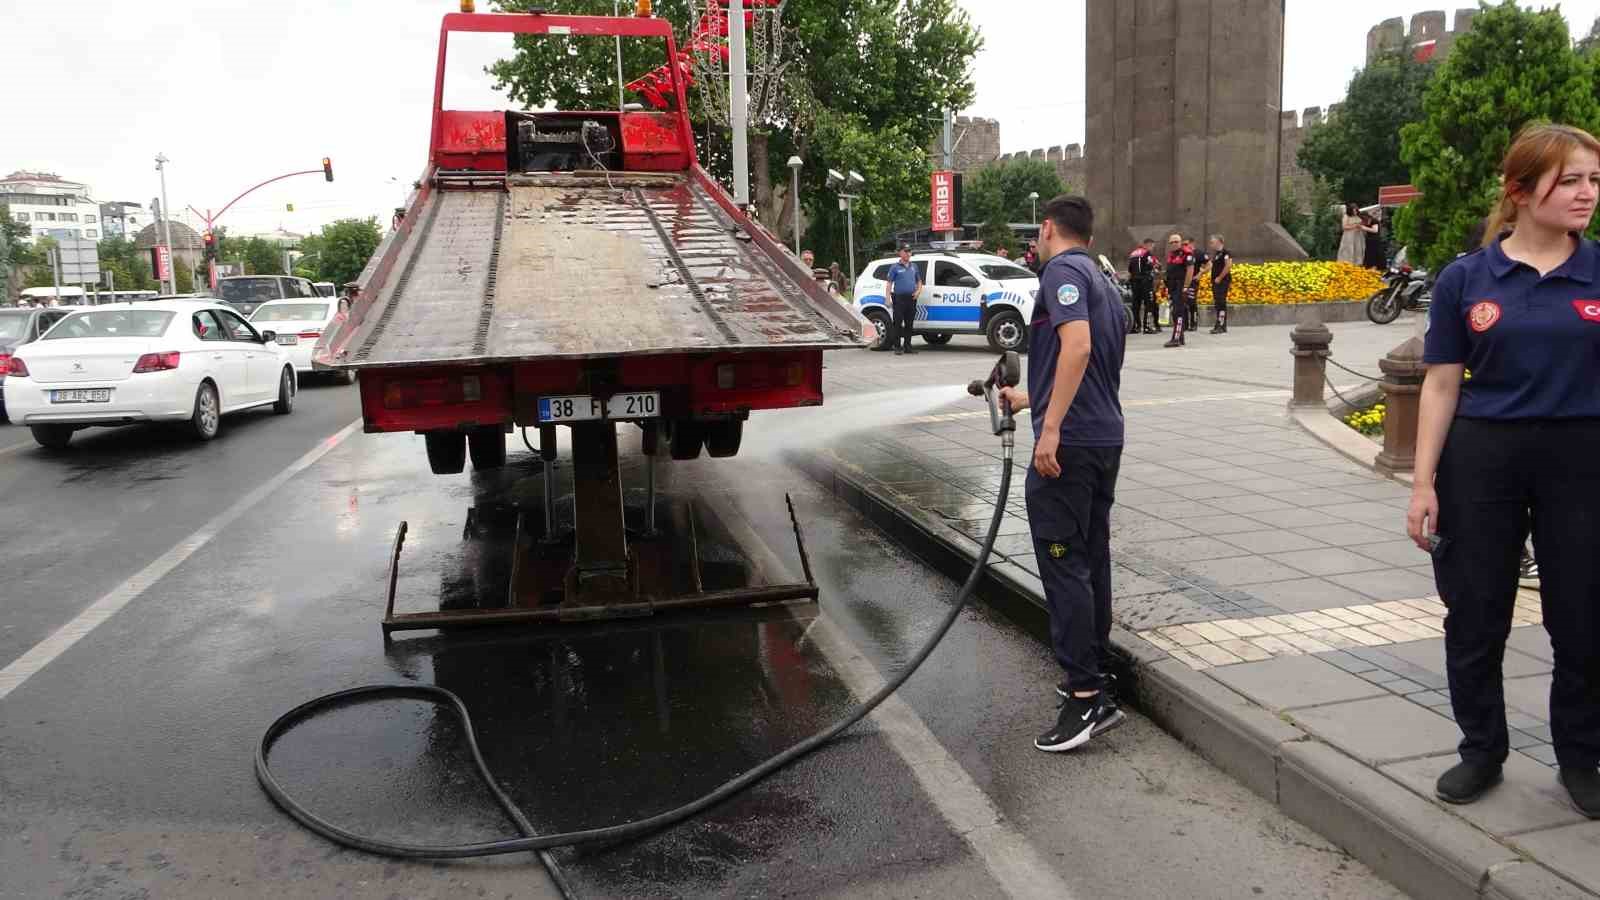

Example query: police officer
[1127,237,1158,334]
[997,195,1129,753]
[1207,234,1232,334]
[1408,123,1600,816]
[882,244,923,356]
[1162,234,1195,347]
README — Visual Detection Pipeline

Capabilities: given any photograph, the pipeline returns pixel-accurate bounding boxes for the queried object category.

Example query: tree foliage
[962,158,1065,225]
[173,256,195,294]
[1297,49,1435,206]
[1397,1,1600,268]
[487,0,982,270]
[97,236,156,291]
[294,218,383,287]
[1279,179,1343,261]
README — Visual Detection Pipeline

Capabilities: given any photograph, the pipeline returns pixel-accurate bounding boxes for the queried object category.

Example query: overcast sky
[4,1,1599,236]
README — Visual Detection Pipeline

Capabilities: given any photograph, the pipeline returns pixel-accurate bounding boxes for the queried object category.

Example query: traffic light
[202,230,217,261]
[322,158,334,182]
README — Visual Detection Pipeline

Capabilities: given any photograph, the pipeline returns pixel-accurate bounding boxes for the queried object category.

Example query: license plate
[537,391,660,424]
[52,389,111,403]
[276,335,299,346]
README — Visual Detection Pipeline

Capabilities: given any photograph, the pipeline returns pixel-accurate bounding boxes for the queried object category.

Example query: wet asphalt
[0,369,1403,899]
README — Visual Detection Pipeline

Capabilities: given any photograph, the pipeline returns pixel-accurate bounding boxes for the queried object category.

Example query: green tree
[1282,179,1343,261]
[962,158,1066,226]
[1298,48,1435,205]
[239,237,286,276]
[173,256,195,294]
[297,218,382,286]
[97,236,156,292]
[487,0,981,270]
[1397,1,1600,268]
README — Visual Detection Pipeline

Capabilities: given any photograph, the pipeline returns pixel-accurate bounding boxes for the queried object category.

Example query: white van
[852,251,1038,351]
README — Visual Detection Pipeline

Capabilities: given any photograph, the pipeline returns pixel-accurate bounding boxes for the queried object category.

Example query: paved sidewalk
[800,321,1596,899]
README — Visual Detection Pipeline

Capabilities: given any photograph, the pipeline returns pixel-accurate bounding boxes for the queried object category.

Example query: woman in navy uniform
[1408,123,1600,816]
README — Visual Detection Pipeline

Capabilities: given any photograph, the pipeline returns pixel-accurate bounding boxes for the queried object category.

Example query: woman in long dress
[1337,202,1375,264]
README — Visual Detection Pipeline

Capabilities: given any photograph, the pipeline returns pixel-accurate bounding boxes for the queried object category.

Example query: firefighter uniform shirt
[1425,238,1600,419]
[1211,247,1232,287]
[1164,247,1194,298]
[1027,248,1127,447]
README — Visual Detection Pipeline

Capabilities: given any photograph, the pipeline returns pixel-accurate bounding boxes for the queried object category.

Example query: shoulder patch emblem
[1057,284,1080,307]
[1468,300,1501,333]
[1574,300,1600,323]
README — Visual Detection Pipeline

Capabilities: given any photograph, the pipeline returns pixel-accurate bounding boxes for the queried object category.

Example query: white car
[249,298,355,384]
[5,299,297,450]
[853,251,1039,352]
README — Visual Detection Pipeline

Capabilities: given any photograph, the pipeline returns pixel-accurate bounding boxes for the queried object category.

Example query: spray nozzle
[972,351,1021,437]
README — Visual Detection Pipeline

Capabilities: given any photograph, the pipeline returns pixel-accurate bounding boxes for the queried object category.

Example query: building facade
[98,201,147,240]
[0,172,104,244]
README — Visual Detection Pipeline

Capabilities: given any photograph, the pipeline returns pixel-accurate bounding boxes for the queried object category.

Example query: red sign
[1378,184,1422,206]
[931,170,956,232]
[151,245,172,282]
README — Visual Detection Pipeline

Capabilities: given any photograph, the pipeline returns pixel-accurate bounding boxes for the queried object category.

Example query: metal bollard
[1289,317,1333,408]
[1375,336,1425,477]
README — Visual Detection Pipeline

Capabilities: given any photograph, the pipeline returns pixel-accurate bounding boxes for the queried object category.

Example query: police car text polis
[853,251,1039,351]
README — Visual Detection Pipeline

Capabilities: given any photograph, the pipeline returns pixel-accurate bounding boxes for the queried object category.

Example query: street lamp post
[1029,191,1040,225]
[787,156,803,255]
[155,154,176,294]
[827,169,866,285]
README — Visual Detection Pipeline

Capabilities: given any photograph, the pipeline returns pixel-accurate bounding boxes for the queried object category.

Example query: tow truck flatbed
[324,171,860,371]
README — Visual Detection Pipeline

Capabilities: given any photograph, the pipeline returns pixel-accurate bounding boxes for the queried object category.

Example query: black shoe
[1560,767,1600,818]
[1035,693,1125,752]
[1435,760,1503,804]
[893,347,902,356]
[1163,338,1182,348]
[903,347,918,355]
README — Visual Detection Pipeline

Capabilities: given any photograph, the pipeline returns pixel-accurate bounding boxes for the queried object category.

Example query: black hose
[255,456,1012,865]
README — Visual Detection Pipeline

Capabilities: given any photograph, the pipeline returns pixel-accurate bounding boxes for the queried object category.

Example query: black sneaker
[1560,767,1600,819]
[1435,760,1502,804]
[1163,338,1183,348]
[1035,693,1125,752]
[893,347,903,356]
[903,347,918,355]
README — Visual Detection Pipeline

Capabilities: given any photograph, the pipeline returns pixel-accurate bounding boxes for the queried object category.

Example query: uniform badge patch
[1574,300,1600,323]
[1468,301,1501,333]
[1048,543,1068,559]
[1057,284,1080,307]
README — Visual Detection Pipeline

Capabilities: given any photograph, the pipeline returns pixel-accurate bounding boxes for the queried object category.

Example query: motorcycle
[1366,264,1430,325]
[1096,254,1140,334]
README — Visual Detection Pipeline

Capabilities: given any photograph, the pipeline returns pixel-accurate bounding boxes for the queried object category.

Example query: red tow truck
[317,7,863,631]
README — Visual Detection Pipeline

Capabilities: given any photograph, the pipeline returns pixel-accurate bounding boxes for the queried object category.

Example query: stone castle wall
[1367,8,1477,64]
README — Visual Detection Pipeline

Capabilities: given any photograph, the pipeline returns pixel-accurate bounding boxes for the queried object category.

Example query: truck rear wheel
[668,421,703,460]
[467,426,507,470]
[425,431,467,474]
[704,421,743,458]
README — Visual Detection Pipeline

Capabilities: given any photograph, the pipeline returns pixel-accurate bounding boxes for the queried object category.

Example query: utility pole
[614,0,625,111]
[50,246,62,303]
[729,0,750,206]
[942,109,956,245]
[155,154,176,295]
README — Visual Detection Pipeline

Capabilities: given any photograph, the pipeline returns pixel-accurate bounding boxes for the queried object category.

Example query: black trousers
[1433,418,1600,769]
[1213,280,1229,328]
[891,291,917,350]
[1131,281,1155,329]
[1025,444,1122,693]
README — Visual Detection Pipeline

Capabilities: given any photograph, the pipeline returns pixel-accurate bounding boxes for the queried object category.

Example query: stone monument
[1085,0,1306,262]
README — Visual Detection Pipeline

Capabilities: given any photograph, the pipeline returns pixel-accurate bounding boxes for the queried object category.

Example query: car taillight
[0,354,10,376]
[298,330,322,339]
[6,356,26,378]
[132,351,181,373]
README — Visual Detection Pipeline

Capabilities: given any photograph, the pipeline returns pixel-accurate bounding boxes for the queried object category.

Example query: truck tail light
[5,355,25,378]
[383,374,482,409]
[133,352,182,373]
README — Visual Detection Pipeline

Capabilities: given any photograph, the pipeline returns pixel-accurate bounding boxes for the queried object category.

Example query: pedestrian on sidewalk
[1162,234,1195,347]
[1407,122,1600,818]
[996,195,1129,753]
[882,244,923,356]
[1207,234,1232,334]
[1127,237,1159,334]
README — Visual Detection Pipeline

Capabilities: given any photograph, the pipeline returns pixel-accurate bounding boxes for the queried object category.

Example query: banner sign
[931,170,956,232]
[151,245,172,282]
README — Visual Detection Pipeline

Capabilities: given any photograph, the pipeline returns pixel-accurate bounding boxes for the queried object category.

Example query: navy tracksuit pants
[1025,444,1122,693]
[1433,418,1600,770]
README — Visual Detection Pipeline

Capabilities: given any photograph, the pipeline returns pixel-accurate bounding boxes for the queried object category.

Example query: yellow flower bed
[1158,261,1384,305]
[1344,403,1385,436]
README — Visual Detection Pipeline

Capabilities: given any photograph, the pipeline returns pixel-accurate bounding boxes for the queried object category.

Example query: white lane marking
[701,494,1078,900]
[0,419,363,702]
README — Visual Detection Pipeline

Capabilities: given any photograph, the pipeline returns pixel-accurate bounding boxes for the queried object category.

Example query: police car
[853,251,1038,351]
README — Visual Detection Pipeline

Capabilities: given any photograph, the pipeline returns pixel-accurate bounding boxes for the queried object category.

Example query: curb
[794,447,1583,900]
[1290,406,1415,487]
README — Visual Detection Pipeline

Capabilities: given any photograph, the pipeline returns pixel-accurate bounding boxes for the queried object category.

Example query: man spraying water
[998,195,1130,753]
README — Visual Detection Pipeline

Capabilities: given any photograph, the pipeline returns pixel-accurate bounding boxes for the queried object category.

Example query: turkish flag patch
[1468,301,1501,333]
[1574,300,1600,323]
